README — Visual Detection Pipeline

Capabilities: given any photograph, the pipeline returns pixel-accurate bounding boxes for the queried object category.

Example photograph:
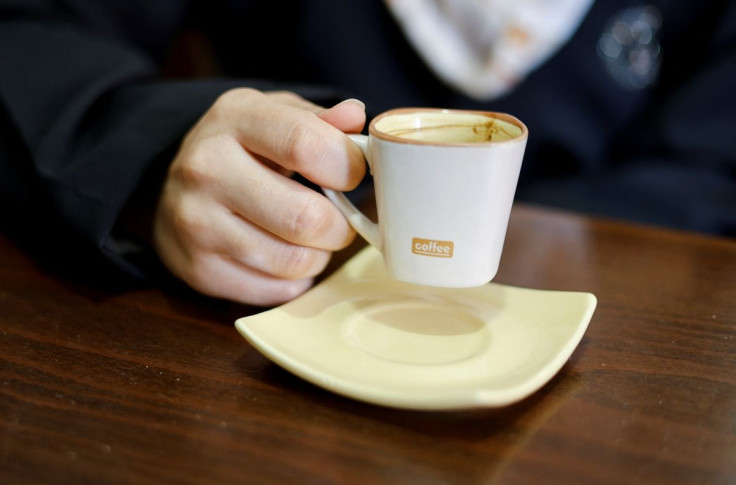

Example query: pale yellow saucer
[235,247,596,410]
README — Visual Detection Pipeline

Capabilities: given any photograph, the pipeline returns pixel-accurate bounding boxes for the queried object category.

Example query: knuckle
[175,135,233,187]
[270,279,312,304]
[212,87,261,115]
[268,90,301,103]
[209,92,235,121]
[175,147,213,187]
[281,115,320,169]
[170,202,207,245]
[180,253,213,294]
[286,196,332,243]
[274,245,321,279]
[208,88,263,124]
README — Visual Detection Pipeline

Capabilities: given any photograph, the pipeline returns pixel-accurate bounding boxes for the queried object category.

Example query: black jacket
[1,0,734,278]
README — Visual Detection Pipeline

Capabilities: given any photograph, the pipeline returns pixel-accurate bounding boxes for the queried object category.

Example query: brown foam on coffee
[472,120,519,142]
[375,112,523,144]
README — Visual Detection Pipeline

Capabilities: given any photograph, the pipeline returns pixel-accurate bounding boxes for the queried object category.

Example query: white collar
[385,0,595,100]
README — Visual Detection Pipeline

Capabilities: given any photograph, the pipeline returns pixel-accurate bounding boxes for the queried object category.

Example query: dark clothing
[1,0,734,278]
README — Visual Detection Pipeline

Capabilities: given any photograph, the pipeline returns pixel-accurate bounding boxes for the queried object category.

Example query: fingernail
[337,98,365,110]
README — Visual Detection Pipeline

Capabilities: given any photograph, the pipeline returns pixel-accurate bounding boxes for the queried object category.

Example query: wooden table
[2,205,735,484]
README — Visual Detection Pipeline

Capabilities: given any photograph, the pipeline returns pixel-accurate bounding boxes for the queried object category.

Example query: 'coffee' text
[412,238,454,258]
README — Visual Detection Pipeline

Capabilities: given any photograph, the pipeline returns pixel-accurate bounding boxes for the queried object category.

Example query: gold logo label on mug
[412,238,454,258]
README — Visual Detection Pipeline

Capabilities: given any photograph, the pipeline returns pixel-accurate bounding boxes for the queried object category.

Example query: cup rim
[368,108,529,147]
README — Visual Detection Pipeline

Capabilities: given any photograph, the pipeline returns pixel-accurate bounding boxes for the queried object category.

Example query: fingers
[318,98,366,134]
[170,248,315,306]
[207,205,335,280]
[267,91,366,134]
[209,88,366,190]
[154,127,356,306]
[154,182,330,306]
[153,88,367,306]
[229,172,356,250]
[173,134,355,250]
[199,257,314,307]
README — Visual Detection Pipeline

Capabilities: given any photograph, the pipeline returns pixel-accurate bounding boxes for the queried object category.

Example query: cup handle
[322,134,382,251]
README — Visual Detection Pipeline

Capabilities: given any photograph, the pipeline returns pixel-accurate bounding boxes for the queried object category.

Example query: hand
[153,88,366,305]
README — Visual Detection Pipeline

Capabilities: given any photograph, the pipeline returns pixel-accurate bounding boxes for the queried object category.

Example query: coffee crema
[374,112,523,144]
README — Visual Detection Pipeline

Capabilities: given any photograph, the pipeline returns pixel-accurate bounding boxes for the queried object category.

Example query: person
[1,0,734,306]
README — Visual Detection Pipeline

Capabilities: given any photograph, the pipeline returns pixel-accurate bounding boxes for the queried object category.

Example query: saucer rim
[234,248,597,411]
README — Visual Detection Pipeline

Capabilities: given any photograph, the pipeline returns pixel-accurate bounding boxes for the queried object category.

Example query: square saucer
[235,247,596,410]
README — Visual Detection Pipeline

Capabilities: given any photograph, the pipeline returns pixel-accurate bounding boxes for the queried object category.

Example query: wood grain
[1,204,735,484]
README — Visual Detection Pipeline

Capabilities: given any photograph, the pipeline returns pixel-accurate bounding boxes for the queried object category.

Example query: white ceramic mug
[323,108,528,287]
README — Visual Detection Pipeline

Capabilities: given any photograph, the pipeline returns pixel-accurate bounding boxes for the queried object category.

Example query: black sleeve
[0,1,344,279]
[0,2,233,273]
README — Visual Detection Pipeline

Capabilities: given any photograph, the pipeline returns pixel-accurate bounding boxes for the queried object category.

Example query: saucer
[235,247,596,410]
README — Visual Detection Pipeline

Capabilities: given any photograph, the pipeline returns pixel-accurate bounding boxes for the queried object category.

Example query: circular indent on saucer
[342,300,488,365]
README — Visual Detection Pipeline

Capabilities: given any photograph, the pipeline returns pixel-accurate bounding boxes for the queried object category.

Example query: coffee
[374,112,523,144]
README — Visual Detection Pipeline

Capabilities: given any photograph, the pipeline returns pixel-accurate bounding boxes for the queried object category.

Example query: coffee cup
[323,108,528,287]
